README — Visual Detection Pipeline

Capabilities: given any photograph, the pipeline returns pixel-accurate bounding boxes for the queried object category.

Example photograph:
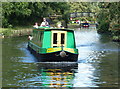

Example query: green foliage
[109,2,120,21]
[69,2,99,13]
[97,21,110,33]
[97,9,110,33]
[97,2,119,34]
[2,2,32,27]
[68,2,99,24]
[113,24,120,29]
[111,30,120,36]
[3,1,119,36]
[2,2,70,28]
[2,29,12,37]
[112,36,120,42]
[2,2,100,28]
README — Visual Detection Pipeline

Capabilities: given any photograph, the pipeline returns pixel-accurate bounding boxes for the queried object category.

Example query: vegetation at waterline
[1,2,120,41]
[0,27,32,37]
[1,2,97,36]
[97,2,120,41]
[1,2,70,37]
[2,2,99,28]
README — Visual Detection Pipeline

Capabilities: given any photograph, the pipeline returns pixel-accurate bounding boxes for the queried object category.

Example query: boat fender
[60,51,66,57]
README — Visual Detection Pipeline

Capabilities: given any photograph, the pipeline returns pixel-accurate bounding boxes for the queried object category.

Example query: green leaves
[2,2,31,16]
[2,2,71,27]
[97,2,120,34]
[69,2,99,13]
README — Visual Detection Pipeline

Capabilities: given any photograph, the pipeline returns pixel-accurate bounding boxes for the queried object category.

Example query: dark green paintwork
[28,42,47,54]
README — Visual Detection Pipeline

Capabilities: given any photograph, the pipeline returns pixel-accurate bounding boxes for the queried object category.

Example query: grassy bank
[0,26,32,38]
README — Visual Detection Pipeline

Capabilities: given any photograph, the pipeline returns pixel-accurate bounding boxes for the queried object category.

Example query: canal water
[2,27,119,87]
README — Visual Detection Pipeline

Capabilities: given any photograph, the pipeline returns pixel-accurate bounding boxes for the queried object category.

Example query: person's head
[35,22,38,25]
[43,18,46,21]
[57,24,61,28]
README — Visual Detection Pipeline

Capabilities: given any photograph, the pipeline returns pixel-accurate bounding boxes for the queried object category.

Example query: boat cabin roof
[33,27,74,32]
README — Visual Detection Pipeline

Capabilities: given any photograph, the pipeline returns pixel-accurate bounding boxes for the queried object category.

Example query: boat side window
[35,32,38,43]
[38,31,40,44]
[38,31,43,46]
[33,31,37,43]
[32,32,34,42]
[53,33,57,44]
[40,32,42,41]
[61,33,65,44]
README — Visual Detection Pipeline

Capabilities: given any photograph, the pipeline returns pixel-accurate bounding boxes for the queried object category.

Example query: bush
[111,30,120,36]
[97,21,110,33]
[2,29,12,37]
[112,36,120,42]
[113,24,120,29]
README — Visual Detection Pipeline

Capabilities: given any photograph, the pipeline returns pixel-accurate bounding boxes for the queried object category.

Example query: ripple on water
[2,28,119,87]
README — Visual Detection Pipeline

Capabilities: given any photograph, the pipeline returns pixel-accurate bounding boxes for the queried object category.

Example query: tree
[97,2,120,34]
[2,2,70,28]
[2,2,32,27]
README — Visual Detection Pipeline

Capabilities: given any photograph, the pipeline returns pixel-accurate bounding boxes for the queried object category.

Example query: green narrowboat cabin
[28,27,78,62]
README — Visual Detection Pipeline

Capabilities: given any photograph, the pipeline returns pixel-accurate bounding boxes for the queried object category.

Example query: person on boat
[57,21,62,28]
[57,21,65,28]
[40,18,49,27]
[33,22,39,28]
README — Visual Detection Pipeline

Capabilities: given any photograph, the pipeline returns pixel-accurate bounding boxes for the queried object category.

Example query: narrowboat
[28,27,78,62]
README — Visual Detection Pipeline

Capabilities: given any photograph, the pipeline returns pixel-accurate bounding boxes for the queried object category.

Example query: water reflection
[17,62,78,87]
[2,27,119,87]
[74,63,97,87]
[74,27,118,87]
[38,63,77,87]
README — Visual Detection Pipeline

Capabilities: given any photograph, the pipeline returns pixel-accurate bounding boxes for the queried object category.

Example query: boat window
[39,31,43,46]
[38,31,41,44]
[61,33,65,44]
[40,32,42,41]
[53,46,57,47]
[53,33,57,44]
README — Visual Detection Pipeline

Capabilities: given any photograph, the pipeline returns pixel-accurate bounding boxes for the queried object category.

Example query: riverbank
[0,26,120,43]
[67,24,80,28]
[111,29,120,42]
[0,27,32,38]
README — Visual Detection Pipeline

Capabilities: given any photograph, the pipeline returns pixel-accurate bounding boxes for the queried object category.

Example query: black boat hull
[28,46,78,62]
